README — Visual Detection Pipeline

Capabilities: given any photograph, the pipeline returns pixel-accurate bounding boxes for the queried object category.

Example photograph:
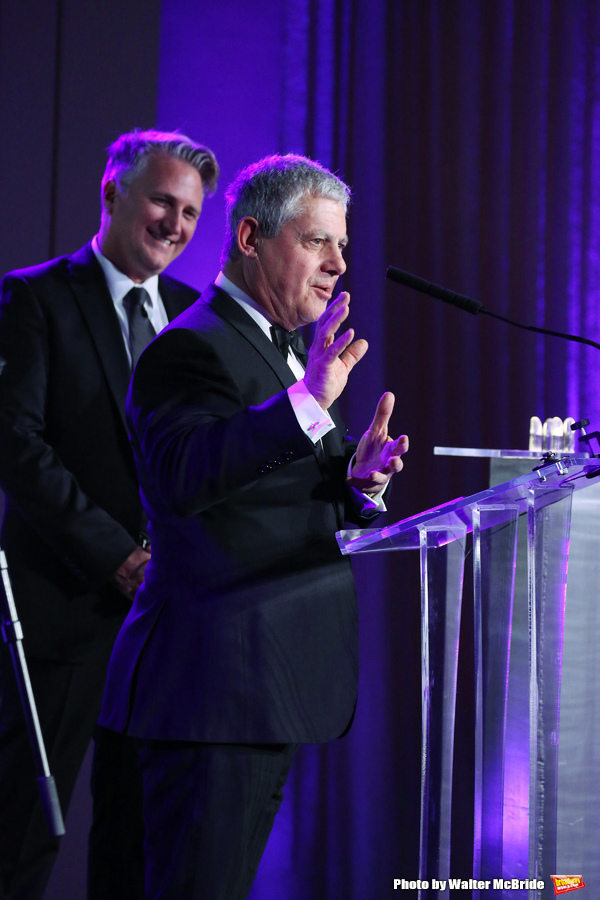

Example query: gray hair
[101,129,219,199]
[221,154,351,266]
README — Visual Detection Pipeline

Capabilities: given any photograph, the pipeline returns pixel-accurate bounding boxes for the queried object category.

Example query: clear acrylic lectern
[337,456,600,899]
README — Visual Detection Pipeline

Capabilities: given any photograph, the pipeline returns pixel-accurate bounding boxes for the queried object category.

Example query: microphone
[386,266,484,315]
[386,265,600,352]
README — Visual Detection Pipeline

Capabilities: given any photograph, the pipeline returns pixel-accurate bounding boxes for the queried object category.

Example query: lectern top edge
[337,455,600,555]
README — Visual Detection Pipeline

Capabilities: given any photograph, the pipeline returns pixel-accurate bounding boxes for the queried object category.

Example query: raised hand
[303,292,368,409]
[347,392,409,495]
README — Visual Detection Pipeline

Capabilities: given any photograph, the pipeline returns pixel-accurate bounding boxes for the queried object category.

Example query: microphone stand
[0,550,65,837]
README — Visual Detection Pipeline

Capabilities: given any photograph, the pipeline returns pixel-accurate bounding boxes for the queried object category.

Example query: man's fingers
[386,434,409,456]
[318,296,350,340]
[381,436,409,468]
[317,291,348,324]
[323,327,354,357]
[330,290,350,309]
[313,292,350,343]
[364,455,405,484]
[321,327,367,365]
[368,391,395,434]
[339,337,368,369]
[384,456,405,473]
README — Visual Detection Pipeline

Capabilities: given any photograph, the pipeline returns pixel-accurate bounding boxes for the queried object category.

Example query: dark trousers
[88,726,145,900]
[135,739,298,900]
[0,646,109,900]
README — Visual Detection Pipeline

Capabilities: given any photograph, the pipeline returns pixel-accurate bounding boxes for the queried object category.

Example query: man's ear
[102,179,118,215]
[236,217,261,258]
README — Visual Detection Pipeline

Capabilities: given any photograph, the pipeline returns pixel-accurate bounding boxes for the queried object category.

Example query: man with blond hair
[0,129,218,900]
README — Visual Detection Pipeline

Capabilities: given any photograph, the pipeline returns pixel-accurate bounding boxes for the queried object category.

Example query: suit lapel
[66,243,131,431]
[205,285,297,391]
[67,247,200,434]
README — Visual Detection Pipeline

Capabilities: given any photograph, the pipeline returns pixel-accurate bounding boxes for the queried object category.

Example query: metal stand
[0,549,65,837]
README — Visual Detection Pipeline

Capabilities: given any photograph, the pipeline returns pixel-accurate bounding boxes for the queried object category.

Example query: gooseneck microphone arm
[385,265,600,353]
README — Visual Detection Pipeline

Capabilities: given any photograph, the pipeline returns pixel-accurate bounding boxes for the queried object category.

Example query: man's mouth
[312,284,332,299]
[148,229,175,246]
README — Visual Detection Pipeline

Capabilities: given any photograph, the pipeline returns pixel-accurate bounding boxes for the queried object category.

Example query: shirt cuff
[347,485,388,514]
[287,380,335,443]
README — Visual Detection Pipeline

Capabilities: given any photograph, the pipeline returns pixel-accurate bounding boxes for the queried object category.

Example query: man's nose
[161,207,184,237]
[325,245,346,276]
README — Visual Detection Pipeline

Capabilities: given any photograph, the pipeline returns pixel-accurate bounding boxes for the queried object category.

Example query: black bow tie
[270,324,307,365]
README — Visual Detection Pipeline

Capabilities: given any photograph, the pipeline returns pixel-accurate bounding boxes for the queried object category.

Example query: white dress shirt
[92,236,169,369]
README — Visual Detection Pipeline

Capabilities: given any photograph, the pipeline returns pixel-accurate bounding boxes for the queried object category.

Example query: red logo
[551,876,586,895]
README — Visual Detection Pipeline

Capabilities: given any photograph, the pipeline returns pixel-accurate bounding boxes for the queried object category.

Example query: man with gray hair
[0,129,218,899]
[99,153,408,899]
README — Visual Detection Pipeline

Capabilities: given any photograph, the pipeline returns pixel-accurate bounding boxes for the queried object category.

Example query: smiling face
[98,152,204,283]
[241,195,348,330]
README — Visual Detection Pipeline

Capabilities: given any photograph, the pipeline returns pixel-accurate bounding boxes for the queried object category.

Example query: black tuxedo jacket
[100,284,379,744]
[0,242,198,662]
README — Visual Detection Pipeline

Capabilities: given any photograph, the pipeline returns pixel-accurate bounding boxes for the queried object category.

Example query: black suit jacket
[100,284,379,744]
[0,242,198,661]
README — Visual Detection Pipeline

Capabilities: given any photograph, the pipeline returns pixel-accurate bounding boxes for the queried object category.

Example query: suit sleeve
[0,273,137,585]
[128,327,320,518]
[129,326,385,532]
